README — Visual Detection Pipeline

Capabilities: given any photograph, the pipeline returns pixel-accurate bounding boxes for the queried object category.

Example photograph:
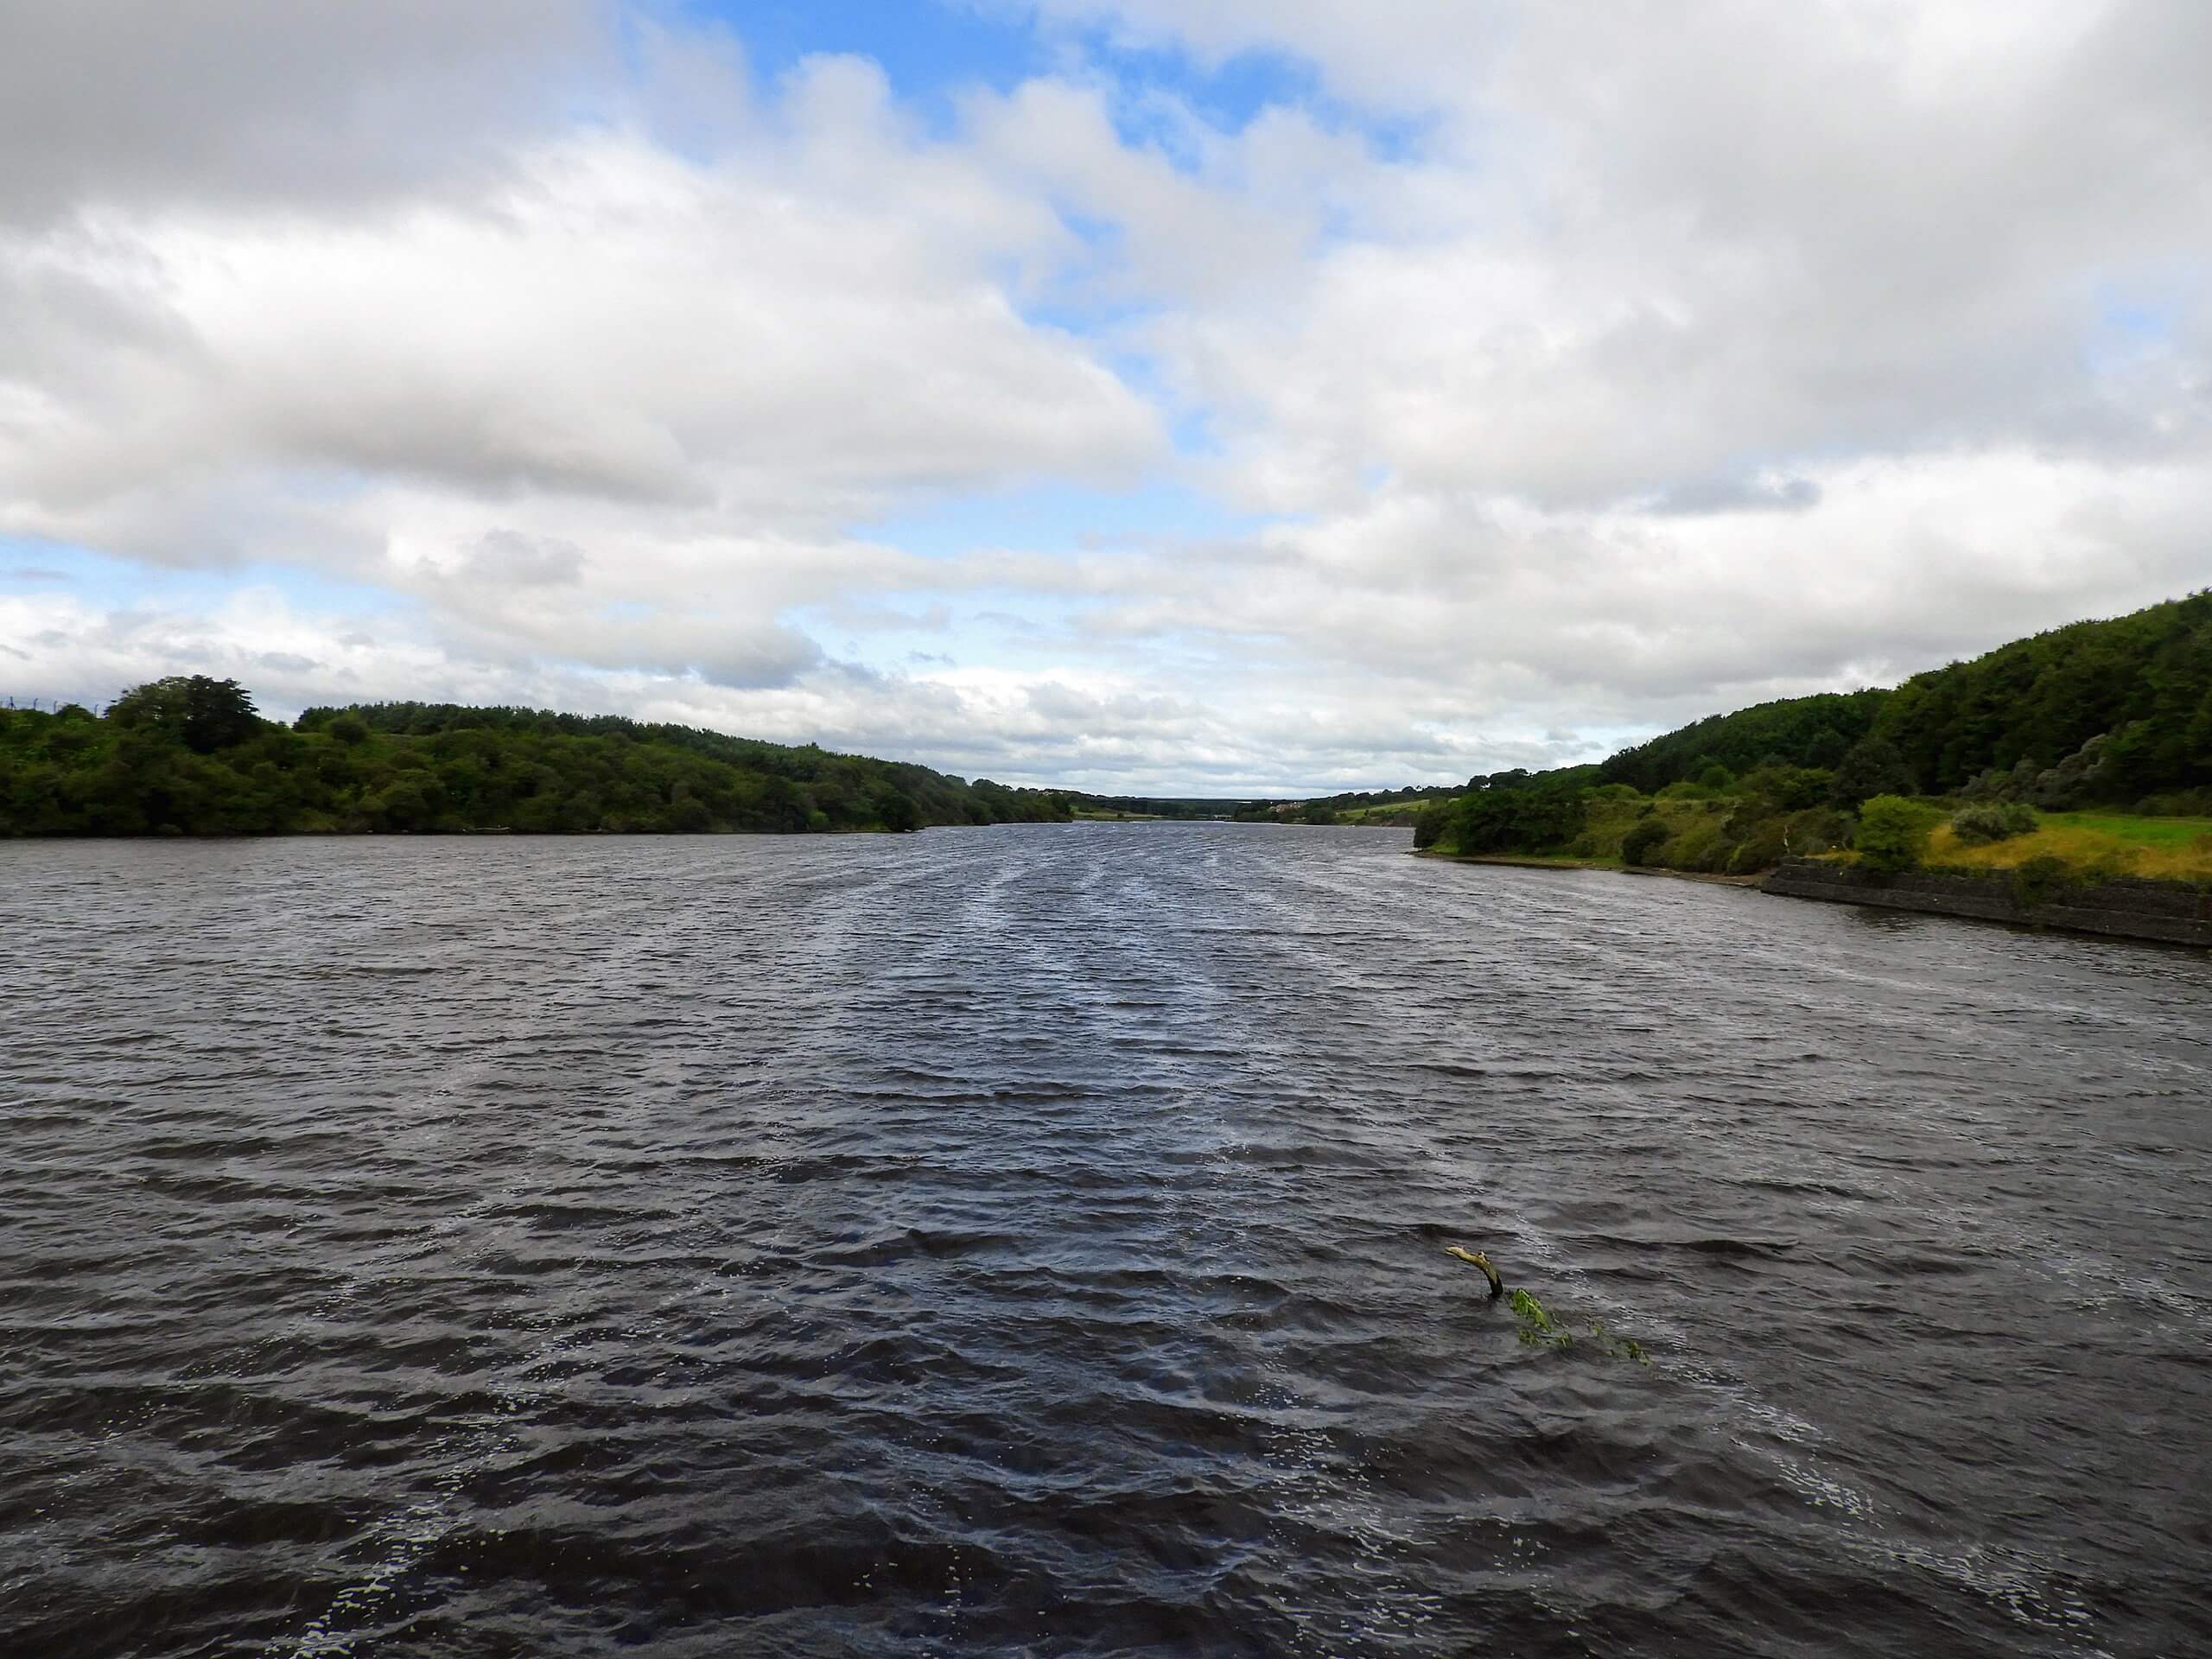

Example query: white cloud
[2,2,2207,790]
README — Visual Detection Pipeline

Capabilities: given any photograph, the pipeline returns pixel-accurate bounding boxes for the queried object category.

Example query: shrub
[1948,802,2037,845]
[1621,815,1670,867]
[1726,821,1789,874]
[1766,805,1847,857]
[1669,817,1731,872]
[2012,853,2070,908]
[2134,788,2212,817]
[1854,795,1929,874]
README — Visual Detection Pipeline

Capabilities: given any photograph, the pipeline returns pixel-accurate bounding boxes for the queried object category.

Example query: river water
[3,825,2209,1657]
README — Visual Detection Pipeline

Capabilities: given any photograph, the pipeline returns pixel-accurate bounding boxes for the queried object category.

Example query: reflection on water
[3,825,2209,1656]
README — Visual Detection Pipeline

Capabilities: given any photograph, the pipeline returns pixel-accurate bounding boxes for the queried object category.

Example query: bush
[1782,806,1851,855]
[2134,788,2212,817]
[1948,802,2037,845]
[1668,817,1731,872]
[2012,854,2070,908]
[1854,795,1930,874]
[1620,815,1670,867]
[1726,820,1790,874]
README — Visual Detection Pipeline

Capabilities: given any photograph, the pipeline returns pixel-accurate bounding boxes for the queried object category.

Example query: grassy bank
[1416,849,1767,885]
[1923,811,2212,882]
[1333,802,1424,826]
[1418,766,2212,890]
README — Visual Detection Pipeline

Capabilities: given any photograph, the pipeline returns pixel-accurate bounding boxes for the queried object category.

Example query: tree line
[0,678,1075,836]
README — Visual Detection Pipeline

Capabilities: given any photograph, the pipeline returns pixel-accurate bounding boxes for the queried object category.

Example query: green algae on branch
[1507,1287,1570,1349]
[1445,1246,1651,1363]
[1507,1288,1649,1363]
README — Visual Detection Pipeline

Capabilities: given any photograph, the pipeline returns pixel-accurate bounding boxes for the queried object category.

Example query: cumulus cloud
[2,1,2206,790]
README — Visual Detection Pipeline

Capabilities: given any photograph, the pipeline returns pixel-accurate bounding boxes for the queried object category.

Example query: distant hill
[1598,590,2211,804]
[0,683,1071,836]
[1417,591,2212,870]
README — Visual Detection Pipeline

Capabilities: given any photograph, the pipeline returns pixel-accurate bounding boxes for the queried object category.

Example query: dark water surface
[4,826,2209,1657]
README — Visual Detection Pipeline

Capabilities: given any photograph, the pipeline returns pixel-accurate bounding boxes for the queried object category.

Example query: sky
[0,2,2206,795]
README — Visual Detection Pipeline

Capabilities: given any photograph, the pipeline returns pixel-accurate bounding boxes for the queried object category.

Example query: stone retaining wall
[1762,857,2212,947]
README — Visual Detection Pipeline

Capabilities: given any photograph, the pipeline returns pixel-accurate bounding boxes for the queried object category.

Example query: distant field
[1333,802,1426,825]
[1926,811,2212,881]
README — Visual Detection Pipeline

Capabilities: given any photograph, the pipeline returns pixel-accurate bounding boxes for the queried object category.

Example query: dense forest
[1418,591,2212,873]
[0,680,1074,836]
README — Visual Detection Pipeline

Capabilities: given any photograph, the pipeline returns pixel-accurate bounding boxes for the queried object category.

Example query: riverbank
[1414,849,1768,887]
[1764,857,2212,947]
[1420,847,2212,944]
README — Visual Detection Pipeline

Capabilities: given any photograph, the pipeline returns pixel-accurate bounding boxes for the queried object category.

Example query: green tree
[1830,737,1915,805]
[874,788,922,832]
[110,676,262,753]
[1853,795,1928,874]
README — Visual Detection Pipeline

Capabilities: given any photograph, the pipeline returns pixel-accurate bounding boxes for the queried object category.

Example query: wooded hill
[1419,591,2212,869]
[0,683,1073,836]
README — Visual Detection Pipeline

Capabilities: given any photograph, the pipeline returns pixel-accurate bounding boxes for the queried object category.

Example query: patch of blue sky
[672,0,1044,133]
[2088,302,2174,364]
[852,478,1273,559]
[2082,276,2192,368]
[0,537,402,620]
[671,3,1419,157]
[1039,20,1426,162]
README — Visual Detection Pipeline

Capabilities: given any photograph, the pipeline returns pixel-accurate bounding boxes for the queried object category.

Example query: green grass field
[1333,802,1426,825]
[1924,810,2212,881]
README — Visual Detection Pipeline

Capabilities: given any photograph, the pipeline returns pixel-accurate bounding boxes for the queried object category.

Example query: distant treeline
[1230,781,1459,824]
[0,683,1073,836]
[1419,590,2212,869]
[1071,794,1247,820]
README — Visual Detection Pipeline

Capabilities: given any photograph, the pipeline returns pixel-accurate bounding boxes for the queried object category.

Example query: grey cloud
[1648,475,1821,517]
[0,0,606,225]
[689,628,828,691]
[456,531,587,589]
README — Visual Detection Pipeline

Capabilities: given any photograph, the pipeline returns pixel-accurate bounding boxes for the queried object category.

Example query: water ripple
[3,826,2209,1656]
